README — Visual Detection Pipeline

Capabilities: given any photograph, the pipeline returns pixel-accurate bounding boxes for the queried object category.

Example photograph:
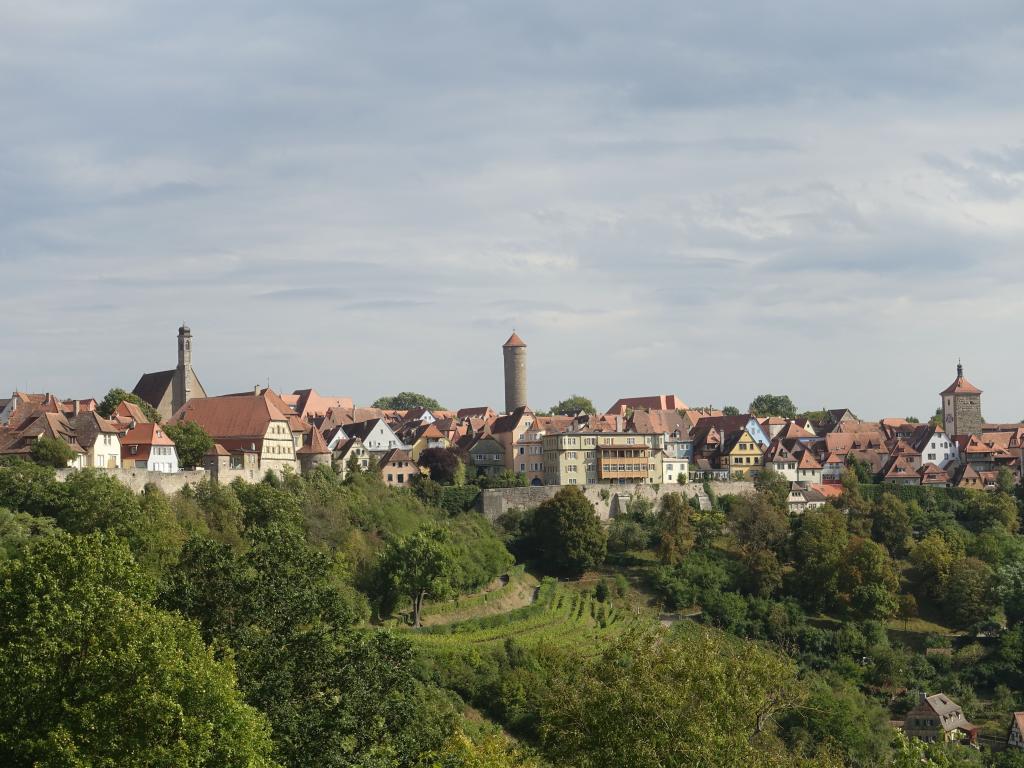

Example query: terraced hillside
[408,577,641,650]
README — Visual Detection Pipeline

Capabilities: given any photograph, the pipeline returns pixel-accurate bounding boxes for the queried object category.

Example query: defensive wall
[54,467,209,494]
[476,481,756,521]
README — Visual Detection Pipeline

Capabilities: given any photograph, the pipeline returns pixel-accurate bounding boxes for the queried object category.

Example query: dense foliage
[373,392,444,410]
[549,395,596,416]
[0,461,510,766]
[96,386,162,423]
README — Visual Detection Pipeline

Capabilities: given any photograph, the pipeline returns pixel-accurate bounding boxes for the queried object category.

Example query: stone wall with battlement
[476,481,755,521]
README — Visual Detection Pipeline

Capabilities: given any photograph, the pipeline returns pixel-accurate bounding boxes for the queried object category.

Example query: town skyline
[4,323,1019,424]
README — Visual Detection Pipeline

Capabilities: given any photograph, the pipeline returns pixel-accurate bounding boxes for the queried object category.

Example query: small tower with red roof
[941,362,983,437]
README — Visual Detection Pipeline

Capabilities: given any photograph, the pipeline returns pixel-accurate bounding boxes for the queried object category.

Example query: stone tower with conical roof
[502,332,527,414]
[940,362,983,437]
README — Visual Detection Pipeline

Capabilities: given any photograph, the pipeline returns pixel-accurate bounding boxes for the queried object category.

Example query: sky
[2,1,1023,420]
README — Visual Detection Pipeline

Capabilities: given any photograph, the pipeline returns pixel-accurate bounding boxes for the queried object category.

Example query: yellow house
[720,429,764,479]
[404,422,451,461]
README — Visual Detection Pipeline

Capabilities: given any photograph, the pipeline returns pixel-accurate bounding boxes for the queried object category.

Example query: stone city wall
[55,467,209,494]
[476,481,755,521]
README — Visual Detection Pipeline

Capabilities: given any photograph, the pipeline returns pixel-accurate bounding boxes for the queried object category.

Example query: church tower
[173,323,197,415]
[502,332,528,414]
[940,362,983,437]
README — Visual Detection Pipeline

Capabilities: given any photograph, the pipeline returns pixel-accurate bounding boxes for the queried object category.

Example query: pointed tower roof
[941,363,982,396]
[298,427,330,455]
[503,331,526,348]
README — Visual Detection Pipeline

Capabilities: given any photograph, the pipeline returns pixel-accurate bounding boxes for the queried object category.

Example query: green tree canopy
[532,486,607,576]
[418,448,463,485]
[871,494,913,556]
[96,387,162,423]
[535,625,833,768]
[748,394,798,420]
[378,527,457,627]
[0,533,278,767]
[722,405,741,416]
[30,436,77,468]
[373,392,444,410]
[791,506,849,611]
[549,395,596,416]
[164,420,215,469]
[837,538,900,620]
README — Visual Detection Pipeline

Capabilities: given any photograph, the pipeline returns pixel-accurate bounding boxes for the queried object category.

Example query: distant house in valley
[903,693,978,745]
[1007,712,1024,750]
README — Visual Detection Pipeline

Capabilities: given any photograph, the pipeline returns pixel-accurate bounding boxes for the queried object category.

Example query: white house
[121,423,180,473]
[71,412,122,469]
[661,453,690,485]
[341,418,407,454]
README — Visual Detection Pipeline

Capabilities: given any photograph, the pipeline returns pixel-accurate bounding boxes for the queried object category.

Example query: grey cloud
[3,2,1024,420]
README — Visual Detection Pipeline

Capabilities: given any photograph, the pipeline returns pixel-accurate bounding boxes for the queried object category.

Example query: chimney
[73,400,80,416]
[616,415,623,432]
[254,385,260,396]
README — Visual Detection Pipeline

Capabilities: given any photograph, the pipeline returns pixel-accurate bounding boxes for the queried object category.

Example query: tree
[532,486,606,575]
[726,492,789,555]
[29,436,76,468]
[164,420,214,469]
[536,626,825,768]
[964,491,1019,533]
[779,675,894,768]
[379,527,457,627]
[898,594,918,632]
[549,395,596,416]
[656,493,694,564]
[722,405,741,416]
[791,508,849,611]
[748,394,797,420]
[754,467,790,510]
[928,408,943,428]
[871,494,913,556]
[0,533,277,767]
[419,448,463,485]
[837,538,900,620]
[163,524,447,766]
[373,392,443,410]
[909,532,959,600]
[944,557,998,629]
[96,387,161,423]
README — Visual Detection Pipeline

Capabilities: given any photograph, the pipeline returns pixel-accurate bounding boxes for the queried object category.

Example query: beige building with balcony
[543,432,660,486]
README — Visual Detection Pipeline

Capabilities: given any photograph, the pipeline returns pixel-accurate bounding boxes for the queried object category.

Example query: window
[398,474,404,483]
[387,474,393,482]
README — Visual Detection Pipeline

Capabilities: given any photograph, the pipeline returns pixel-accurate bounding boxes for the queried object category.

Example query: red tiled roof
[503,332,527,348]
[941,365,982,396]
[172,393,289,438]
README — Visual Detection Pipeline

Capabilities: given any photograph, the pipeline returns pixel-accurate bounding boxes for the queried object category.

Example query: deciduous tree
[549,395,596,416]
[379,527,457,627]
[0,533,277,767]
[30,436,76,468]
[96,387,162,423]
[164,420,214,469]
[748,394,797,420]
[373,392,443,410]
[532,486,607,575]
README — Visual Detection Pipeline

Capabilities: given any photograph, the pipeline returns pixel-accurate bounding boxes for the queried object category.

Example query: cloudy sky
[3,2,1023,420]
